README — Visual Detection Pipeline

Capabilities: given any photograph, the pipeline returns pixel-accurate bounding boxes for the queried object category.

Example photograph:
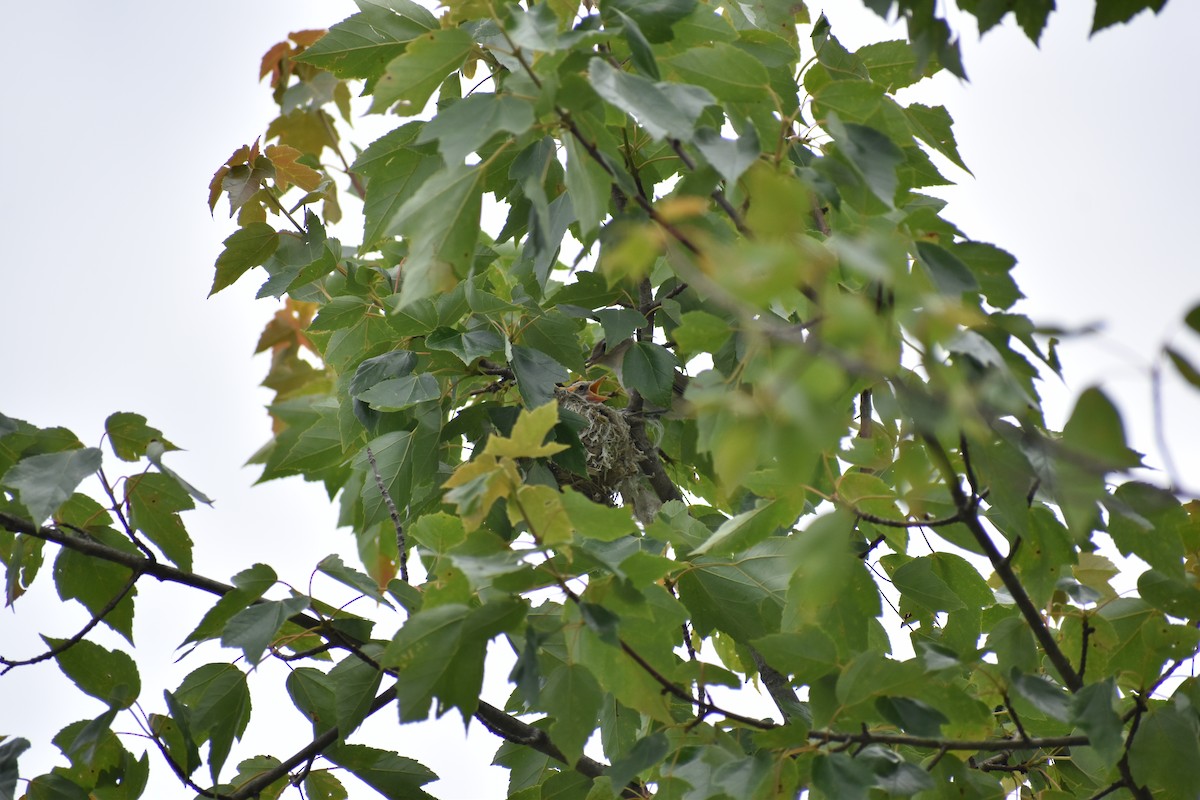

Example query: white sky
[1,1,1198,798]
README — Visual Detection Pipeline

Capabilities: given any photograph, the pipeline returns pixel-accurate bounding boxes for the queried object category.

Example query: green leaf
[593,309,645,348]
[1128,703,1200,795]
[903,103,969,173]
[417,94,535,165]
[588,59,715,142]
[1107,482,1186,578]
[663,43,771,103]
[353,124,441,248]
[295,1,435,79]
[1062,386,1141,470]
[0,738,31,800]
[309,296,373,332]
[751,628,839,684]
[126,472,195,570]
[1184,303,1200,336]
[511,345,569,408]
[601,0,697,43]
[424,327,504,365]
[915,240,979,295]
[857,40,927,91]
[287,668,336,731]
[563,132,612,240]
[605,732,669,791]
[673,310,732,356]
[410,512,468,554]
[331,648,385,739]
[46,638,140,708]
[2,448,102,524]
[210,223,279,296]
[221,595,311,666]
[621,341,679,407]
[813,79,886,123]
[1070,679,1122,763]
[892,556,966,613]
[104,413,174,462]
[876,696,948,737]
[614,8,660,79]
[53,540,137,643]
[678,538,789,643]
[351,350,418,396]
[355,429,433,528]
[145,441,214,506]
[387,163,483,308]
[183,564,277,645]
[304,770,349,800]
[174,663,252,783]
[1009,670,1070,722]
[542,663,602,765]
[813,752,875,800]
[691,500,788,557]
[1166,346,1200,389]
[369,27,474,114]
[836,650,923,709]
[825,114,903,208]
[318,554,392,605]
[560,489,637,542]
[382,600,526,722]
[325,744,437,800]
[24,773,90,800]
[693,125,760,185]
[356,373,441,411]
[1092,0,1168,35]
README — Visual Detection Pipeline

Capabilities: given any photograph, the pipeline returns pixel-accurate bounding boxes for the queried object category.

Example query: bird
[563,378,612,404]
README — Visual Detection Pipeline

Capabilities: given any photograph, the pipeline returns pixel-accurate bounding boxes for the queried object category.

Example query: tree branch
[808,730,1086,752]
[920,436,1083,692]
[0,512,641,793]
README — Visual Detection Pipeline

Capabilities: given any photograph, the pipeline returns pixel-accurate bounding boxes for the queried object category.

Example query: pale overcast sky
[1,2,1198,798]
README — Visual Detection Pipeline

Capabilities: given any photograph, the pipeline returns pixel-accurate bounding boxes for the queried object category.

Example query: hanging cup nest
[552,388,651,517]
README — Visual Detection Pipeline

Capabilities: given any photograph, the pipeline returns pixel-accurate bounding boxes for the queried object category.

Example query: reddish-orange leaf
[289,29,327,48]
[266,144,322,192]
[259,40,291,85]
[207,165,229,213]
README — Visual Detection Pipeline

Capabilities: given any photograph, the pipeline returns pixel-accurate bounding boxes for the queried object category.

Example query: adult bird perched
[586,338,690,418]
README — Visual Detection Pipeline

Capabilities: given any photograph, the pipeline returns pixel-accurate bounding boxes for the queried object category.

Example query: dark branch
[809,730,1086,752]
[921,436,1083,692]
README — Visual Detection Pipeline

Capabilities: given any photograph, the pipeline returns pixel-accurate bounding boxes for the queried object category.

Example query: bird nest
[552,388,646,509]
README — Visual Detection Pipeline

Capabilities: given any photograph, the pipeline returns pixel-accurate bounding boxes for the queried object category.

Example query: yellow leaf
[482,403,568,459]
[443,454,514,531]
[510,484,572,546]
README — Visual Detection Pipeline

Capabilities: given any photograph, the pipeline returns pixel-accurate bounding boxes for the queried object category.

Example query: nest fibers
[553,388,660,524]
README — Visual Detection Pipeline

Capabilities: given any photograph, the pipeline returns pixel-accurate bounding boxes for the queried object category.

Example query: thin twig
[1,568,141,674]
[851,509,963,529]
[97,465,155,559]
[1150,363,1185,491]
